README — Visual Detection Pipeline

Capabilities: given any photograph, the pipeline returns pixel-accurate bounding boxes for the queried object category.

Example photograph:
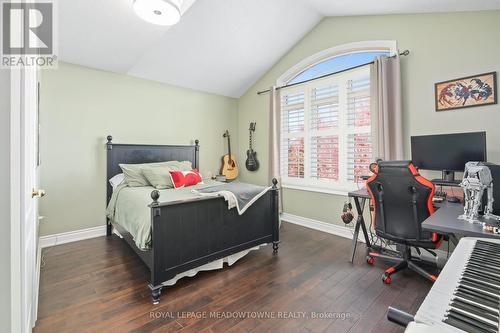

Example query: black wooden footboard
[148,180,279,304]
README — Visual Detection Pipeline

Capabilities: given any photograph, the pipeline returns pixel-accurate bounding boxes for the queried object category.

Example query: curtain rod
[256,50,410,95]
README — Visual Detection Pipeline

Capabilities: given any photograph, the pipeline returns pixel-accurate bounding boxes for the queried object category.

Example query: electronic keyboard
[409,237,500,333]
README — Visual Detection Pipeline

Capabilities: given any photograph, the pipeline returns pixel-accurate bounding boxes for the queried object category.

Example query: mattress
[106,179,222,250]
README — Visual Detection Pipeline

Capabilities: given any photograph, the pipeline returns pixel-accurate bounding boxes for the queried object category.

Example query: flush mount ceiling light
[133,0,182,26]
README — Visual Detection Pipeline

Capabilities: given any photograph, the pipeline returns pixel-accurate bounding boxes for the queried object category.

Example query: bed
[105,135,280,304]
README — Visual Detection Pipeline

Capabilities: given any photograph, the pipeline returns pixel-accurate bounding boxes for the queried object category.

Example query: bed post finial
[151,190,160,206]
[271,178,280,254]
[107,135,113,150]
[194,139,200,169]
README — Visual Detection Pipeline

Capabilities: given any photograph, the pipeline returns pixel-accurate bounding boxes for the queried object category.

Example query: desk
[348,188,373,263]
[422,202,500,242]
[349,188,500,261]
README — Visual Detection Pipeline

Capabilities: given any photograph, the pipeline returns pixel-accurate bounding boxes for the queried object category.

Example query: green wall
[40,11,500,235]
[39,62,238,236]
[237,11,500,225]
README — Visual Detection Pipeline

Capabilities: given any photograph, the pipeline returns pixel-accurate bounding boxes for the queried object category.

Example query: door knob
[32,189,46,198]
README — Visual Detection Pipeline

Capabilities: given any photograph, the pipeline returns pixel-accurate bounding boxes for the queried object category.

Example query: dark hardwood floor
[34,223,432,333]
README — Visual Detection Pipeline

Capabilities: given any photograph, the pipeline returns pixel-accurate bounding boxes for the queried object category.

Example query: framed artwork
[435,72,497,111]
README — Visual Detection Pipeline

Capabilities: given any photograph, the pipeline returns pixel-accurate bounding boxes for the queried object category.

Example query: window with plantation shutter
[280,64,373,193]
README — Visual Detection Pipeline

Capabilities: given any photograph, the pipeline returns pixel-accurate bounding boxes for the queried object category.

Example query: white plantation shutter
[311,135,339,180]
[310,84,339,130]
[284,138,304,178]
[346,75,373,183]
[346,77,371,128]
[347,133,372,182]
[280,65,372,191]
[282,91,305,132]
[310,83,340,180]
[280,90,305,179]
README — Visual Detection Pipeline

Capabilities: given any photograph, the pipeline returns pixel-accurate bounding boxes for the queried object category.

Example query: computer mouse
[447,196,460,203]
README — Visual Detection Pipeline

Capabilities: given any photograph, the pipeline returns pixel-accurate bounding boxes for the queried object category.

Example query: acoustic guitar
[245,122,259,172]
[221,130,239,180]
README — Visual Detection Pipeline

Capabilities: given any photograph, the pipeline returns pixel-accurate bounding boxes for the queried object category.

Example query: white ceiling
[59,0,500,97]
[308,0,500,17]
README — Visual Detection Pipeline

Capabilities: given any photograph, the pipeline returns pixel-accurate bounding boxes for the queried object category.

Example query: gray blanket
[192,182,271,215]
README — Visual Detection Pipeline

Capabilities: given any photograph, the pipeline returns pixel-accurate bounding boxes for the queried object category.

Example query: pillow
[169,169,203,189]
[119,163,153,187]
[172,160,193,171]
[142,165,176,189]
[109,173,125,190]
[120,161,189,187]
[141,161,194,189]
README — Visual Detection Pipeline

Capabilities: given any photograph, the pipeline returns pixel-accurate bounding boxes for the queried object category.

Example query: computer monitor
[411,131,487,183]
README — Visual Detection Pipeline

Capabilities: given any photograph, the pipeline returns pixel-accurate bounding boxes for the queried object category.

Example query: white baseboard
[280,213,449,264]
[39,225,107,248]
[281,213,366,242]
[33,241,41,328]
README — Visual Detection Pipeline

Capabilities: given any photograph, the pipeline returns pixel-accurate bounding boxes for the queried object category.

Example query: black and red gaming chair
[365,160,442,284]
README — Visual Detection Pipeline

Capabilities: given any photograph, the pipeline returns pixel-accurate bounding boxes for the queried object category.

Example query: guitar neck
[227,135,232,162]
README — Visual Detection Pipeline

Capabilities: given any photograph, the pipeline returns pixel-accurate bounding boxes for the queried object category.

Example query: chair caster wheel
[382,273,392,284]
[366,256,374,265]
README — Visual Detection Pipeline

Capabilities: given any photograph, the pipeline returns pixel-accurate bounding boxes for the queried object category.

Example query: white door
[8,2,43,331]
[19,65,41,332]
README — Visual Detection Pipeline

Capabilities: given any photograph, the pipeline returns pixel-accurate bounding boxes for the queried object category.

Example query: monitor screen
[411,132,487,171]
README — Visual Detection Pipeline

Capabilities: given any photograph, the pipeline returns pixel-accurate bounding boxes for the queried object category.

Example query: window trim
[282,184,354,196]
[277,40,397,86]
[278,41,397,193]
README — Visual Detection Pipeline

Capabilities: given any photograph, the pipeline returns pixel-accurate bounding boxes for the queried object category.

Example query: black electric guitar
[245,122,259,172]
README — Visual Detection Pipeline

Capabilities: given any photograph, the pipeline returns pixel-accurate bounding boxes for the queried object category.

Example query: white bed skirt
[161,243,266,286]
[113,229,265,287]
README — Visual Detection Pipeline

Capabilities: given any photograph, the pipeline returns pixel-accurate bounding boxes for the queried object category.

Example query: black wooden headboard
[105,135,199,204]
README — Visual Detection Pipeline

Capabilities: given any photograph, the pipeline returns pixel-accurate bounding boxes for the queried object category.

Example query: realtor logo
[1,0,57,67]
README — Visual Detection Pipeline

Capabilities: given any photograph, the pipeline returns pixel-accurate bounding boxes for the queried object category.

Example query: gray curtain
[370,55,404,160]
[268,86,283,212]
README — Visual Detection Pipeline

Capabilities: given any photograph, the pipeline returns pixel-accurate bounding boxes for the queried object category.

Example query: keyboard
[432,179,462,187]
[411,237,500,333]
[435,191,447,198]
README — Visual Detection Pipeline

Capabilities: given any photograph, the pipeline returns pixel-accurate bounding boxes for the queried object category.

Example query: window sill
[282,184,356,196]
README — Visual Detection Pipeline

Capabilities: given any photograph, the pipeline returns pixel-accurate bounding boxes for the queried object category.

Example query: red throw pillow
[169,169,203,189]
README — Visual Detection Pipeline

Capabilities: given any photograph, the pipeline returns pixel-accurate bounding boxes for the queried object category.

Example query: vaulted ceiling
[59,0,500,97]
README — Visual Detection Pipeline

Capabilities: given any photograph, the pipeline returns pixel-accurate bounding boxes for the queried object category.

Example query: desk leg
[360,215,371,246]
[350,197,370,263]
[350,216,362,263]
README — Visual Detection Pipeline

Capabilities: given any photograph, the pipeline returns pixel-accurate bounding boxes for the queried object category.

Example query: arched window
[278,41,396,194]
[288,51,390,85]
